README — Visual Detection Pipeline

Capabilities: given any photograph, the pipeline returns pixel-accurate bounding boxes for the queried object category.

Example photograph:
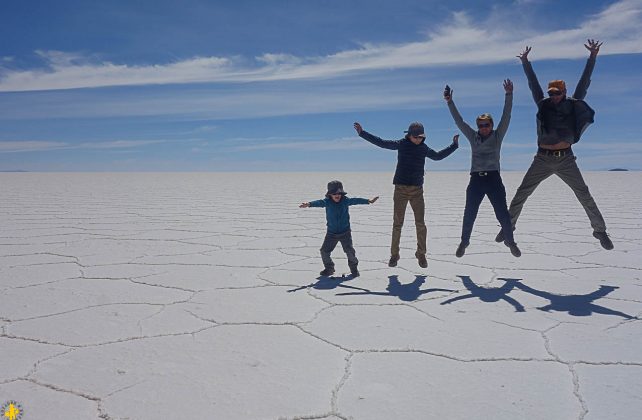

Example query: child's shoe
[319,267,335,276]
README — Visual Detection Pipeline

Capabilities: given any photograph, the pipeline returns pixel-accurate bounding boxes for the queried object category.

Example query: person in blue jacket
[300,180,378,277]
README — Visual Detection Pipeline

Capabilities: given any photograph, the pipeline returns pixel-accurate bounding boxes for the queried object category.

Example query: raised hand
[443,84,452,101]
[584,39,603,57]
[452,134,459,145]
[353,122,363,135]
[503,78,513,93]
[517,46,531,62]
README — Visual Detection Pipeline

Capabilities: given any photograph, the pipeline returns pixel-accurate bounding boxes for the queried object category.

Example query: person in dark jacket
[495,39,613,250]
[354,121,459,268]
[300,180,378,277]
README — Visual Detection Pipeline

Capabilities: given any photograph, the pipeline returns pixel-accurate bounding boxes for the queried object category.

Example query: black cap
[404,122,425,138]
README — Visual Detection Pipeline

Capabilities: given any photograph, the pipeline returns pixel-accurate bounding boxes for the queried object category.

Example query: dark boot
[593,231,614,250]
[350,266,360,278]
[388,255,400,267]
[504,241,521,257]
[319,267,335,276]
[495,227,516,243]
[455,242,468,258]
[417,254,428,268]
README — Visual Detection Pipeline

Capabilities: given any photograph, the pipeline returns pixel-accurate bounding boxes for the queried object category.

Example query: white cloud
[78,140,165,149]
[1,0,640,92]
[228,136,369,152]
[0,139,166,153]
[0,141,68,153]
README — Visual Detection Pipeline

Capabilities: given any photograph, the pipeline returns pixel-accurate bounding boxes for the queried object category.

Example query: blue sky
[1,0,641,171]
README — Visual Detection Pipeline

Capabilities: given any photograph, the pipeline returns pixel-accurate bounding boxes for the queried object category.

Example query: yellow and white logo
[1,401,23,420]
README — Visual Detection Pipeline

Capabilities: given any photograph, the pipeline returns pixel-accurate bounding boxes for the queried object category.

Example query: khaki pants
[508,153,607,232]
[392,185,427,257]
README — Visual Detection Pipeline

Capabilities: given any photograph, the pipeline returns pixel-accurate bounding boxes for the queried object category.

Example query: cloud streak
[1,0,641,92]
[0,139,166,153]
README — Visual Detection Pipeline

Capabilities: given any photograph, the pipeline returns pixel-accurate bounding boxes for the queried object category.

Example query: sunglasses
[548,91,563,97]
[477,123,491,128]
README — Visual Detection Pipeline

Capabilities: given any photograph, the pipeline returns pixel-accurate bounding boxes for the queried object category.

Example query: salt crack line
[540,323,589,419]
[3,325,217,348]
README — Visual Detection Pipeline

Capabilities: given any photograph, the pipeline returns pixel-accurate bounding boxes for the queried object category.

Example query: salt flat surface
[1,171,641,420]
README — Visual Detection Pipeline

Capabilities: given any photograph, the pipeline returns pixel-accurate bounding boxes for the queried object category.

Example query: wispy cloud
[0,139,165,153]
[228,136,368,152]
[0,141,68,153]
[1,0,640,92]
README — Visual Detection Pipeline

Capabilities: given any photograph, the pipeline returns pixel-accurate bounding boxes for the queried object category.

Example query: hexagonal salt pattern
[1,171,640,419]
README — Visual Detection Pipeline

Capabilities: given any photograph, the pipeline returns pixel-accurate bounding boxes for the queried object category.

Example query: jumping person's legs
[487,173,521,257]
[496,154,554,242]
[555,155,612,249]
[461,176,486,246]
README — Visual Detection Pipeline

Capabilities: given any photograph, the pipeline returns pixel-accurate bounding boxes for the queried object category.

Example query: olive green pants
[508,153,607,232]
[392,185,427,257]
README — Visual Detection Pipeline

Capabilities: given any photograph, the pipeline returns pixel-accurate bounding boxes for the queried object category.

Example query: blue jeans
[462,171,514,244]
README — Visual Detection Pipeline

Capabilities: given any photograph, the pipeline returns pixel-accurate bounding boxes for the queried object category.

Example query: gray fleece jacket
[447,92,512,172]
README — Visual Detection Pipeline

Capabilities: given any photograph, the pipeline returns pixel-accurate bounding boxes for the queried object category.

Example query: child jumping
[300,180,378,277]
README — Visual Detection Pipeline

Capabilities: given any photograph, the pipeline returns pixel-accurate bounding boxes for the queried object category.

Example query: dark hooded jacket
[523,56,596,145]
[359,131,458,186]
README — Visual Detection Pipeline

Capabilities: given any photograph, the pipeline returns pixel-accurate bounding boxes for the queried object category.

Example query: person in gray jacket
[495,40,613,250]
[445,79,521,258]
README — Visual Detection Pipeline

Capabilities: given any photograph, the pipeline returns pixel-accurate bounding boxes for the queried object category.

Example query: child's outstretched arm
[301,199,326,208]
[369,196,379,204]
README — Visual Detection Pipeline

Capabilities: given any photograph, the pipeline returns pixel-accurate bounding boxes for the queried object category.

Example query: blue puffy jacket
[309,196,370,234]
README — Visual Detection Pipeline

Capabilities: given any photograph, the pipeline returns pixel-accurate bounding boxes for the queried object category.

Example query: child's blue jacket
[309,196,369,234]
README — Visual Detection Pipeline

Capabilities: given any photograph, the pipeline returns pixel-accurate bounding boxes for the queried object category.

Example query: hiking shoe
[388,255,400,267]
[319,268,335,276]
[417,254,428,268]
[504,241,522,257]
[593,231,614,250]
[455,242,468,258]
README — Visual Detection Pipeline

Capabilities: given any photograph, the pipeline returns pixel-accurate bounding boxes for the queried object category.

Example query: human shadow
[440,276,525,312]
[335,275,456,302]
[287,274,357,293]
[508,280,637,319]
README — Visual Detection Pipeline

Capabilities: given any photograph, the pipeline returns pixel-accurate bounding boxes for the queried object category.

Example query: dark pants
[462,171,515,244]
[320,230,358,270]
